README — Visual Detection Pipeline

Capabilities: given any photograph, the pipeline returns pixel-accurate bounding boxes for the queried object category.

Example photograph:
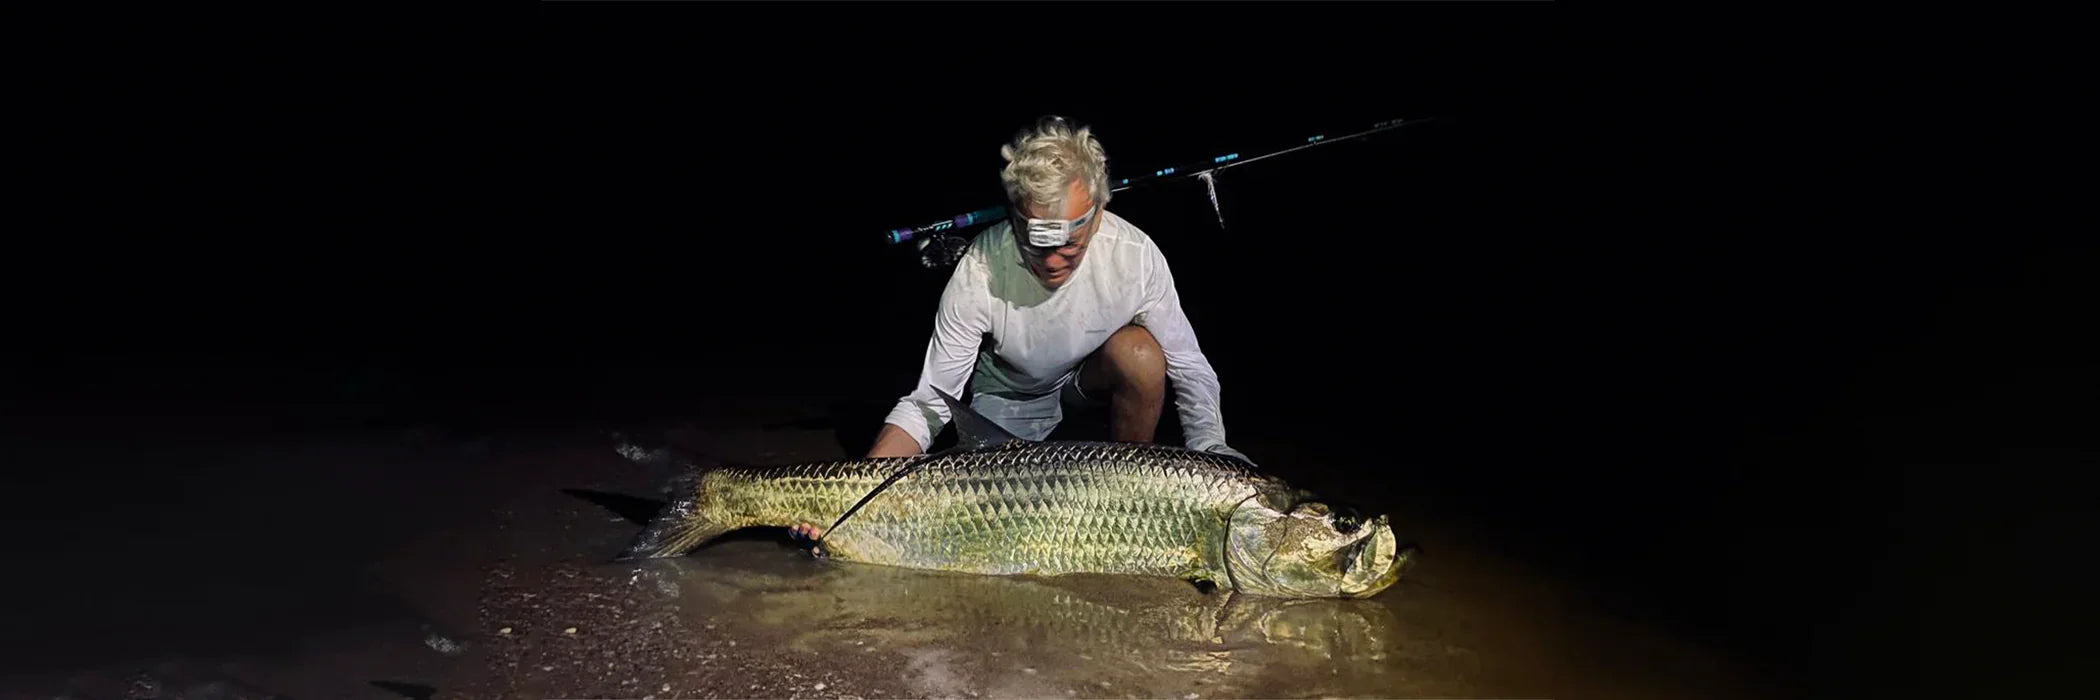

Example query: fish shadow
[560,488,805,550]
[372,680,436,700]
[561,488,663,526]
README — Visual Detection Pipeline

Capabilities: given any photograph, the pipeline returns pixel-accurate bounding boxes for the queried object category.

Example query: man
[866,116,1250,464]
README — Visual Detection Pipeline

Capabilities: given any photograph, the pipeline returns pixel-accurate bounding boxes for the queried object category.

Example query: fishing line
[1197,171,1224,229]
[812,455,932,555]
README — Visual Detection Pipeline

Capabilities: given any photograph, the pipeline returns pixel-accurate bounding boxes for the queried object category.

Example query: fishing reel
[914,233,974,269]
[886,206,1005,269]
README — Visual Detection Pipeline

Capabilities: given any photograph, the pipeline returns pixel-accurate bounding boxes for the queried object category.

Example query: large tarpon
[619,389,1415,598]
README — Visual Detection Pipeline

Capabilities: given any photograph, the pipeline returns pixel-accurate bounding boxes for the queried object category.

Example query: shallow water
[642,541,1412,699]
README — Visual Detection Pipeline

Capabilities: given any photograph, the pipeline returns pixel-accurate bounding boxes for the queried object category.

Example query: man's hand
[866,424,924,459]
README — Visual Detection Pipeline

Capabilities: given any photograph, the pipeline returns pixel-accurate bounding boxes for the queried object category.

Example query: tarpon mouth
[1346,530,1374,562]
[1339,517,1410,599]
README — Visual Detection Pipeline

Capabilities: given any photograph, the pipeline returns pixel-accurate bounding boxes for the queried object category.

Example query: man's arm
[869,251,989,458]
[1131,240,1240,459]
[866,423,923,458]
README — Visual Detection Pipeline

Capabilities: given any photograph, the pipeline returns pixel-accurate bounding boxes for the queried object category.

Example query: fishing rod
[885,116,1431,267]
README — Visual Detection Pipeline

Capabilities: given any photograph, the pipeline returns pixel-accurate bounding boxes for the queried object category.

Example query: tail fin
[612,436,734,560]
[619,496,734,560]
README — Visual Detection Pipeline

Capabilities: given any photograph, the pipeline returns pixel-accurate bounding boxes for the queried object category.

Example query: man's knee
[1103,325,1165,388]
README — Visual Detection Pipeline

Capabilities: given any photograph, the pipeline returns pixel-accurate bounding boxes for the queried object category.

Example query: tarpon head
[1226,498,1414,599]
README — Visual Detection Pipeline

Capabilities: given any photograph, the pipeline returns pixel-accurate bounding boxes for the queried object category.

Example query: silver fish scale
[706,442,1283,581]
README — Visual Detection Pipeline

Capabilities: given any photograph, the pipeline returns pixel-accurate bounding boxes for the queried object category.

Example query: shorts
[968,369,1107,442]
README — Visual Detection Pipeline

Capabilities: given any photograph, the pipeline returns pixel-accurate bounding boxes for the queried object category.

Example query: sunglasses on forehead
[1017,205,1099,249]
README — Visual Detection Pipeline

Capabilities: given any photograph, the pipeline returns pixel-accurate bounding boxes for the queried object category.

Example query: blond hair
[998,115,1112,215]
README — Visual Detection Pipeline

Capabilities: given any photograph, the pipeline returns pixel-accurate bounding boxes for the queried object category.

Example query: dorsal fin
[931,385,1029,450]
[815,386,1028,550]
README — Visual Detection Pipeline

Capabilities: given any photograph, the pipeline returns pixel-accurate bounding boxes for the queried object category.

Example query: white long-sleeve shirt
[883,210,1232,453]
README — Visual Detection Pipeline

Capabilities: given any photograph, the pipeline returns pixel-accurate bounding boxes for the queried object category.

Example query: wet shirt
[884,210,1231,453]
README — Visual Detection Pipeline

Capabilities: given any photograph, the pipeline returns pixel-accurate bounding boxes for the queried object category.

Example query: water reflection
[635,541,1411,698]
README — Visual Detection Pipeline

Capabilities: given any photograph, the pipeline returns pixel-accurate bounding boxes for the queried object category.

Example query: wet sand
[4,397,1788,700]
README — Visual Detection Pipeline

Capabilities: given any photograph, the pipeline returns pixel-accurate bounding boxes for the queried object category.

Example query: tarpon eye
[1331,505,1363,534]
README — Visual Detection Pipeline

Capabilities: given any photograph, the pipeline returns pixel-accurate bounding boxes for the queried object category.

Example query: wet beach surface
[3,398,1793,700]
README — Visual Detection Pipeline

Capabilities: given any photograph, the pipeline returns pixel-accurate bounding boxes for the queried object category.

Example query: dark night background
[4,5,2088,698]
